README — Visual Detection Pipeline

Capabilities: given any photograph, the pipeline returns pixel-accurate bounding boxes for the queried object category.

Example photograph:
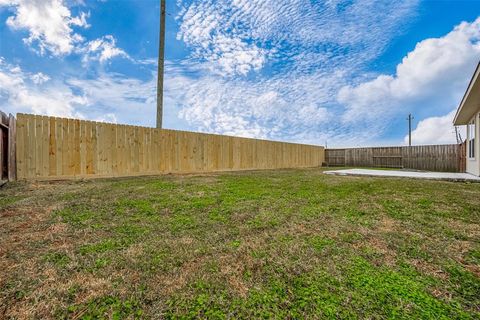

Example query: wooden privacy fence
[16,114,325,180]
[325,145,465,172]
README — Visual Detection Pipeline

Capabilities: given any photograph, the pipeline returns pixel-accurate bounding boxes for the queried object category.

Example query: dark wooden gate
[0,111,16,182]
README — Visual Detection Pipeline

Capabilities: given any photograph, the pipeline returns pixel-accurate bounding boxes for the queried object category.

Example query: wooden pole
[407,113,414,147]
[156,0,166,129]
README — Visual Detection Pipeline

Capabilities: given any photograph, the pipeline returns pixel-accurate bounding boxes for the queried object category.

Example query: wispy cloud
[0,57,87,117]
[0,0,89,55]
[0,0,128,64]
[81,35,129,64]
[173,0,421,145]
[0,57,157,124]
[168,64,337,140]
[66,72,157,125]
[177,0,419,76]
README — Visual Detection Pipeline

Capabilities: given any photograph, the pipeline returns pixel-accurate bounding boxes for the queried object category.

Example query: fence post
[458,142,466,173]
[0,111,8,181]
[8,114,16,181]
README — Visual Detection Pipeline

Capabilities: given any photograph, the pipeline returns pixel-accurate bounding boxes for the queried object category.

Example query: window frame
[468,118,476,159]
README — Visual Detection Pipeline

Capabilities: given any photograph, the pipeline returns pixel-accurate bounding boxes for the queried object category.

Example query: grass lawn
[1,168,479,319]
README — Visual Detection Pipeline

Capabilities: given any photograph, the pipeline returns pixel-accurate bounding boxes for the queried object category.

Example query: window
[468,119,475,158]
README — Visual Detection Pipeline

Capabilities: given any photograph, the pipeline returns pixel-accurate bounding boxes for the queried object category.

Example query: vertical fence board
[85,121,93,175]
[27,115,36,178]
[48,117,56,177]
[61,118,69,176]
[40,116,49,176]
[80,120,87,176]
[125,125,132,175]
[66,119,75,176]
[8,114,16,181]
[73,119,81,176]
[34,115,44,177]
[0,115,4,180]
[98,122,106,175]
[16,115,25,179]
[55,118,63,177]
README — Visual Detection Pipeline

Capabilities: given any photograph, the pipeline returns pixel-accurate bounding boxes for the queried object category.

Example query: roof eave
[453,61,480,126]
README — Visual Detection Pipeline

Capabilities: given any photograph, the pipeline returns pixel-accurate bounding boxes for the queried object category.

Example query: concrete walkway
[324,168,480,182]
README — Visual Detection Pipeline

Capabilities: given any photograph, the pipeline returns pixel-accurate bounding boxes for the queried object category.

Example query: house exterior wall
[466,113,480,176]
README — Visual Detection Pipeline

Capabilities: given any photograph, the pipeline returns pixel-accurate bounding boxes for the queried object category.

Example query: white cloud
[169,64,341,140]
[1,0,89,55]
[177,0,418,76]
[0,58,159,125]
[82,35,129,64]
[177,3,270,76]
[210,35,267,76]
[94,113,117,123]
[406,110,465,145]
[339,17,480,124]
[0,58,87,117]
[66,73,158,125]
[0,0,128,64]
[30,72,50,84]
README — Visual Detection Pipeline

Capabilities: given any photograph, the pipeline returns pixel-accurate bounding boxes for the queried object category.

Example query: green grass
[0,167,479,319]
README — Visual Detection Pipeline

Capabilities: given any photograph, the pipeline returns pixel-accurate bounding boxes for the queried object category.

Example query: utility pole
[455,126,463,144]
[407,113,414,146]
[156,0,166,129]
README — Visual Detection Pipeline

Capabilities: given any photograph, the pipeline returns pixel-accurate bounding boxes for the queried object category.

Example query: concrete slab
[324,169,480,182]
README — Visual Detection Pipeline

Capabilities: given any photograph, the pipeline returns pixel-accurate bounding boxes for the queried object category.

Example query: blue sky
[1,0,480,147]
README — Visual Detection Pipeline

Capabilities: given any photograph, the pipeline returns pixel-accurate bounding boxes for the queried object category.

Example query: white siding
[466,113,480,176]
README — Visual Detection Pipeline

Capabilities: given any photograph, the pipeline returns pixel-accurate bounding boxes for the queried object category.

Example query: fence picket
[8,114,16,181]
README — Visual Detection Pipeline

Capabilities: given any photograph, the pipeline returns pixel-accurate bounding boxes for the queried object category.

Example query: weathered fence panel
[16,114,325,180]
[325,144,464,172]
[0,112,7,181]
[7,113,16,181]
[0,111,16,181]
[325,149,346,166]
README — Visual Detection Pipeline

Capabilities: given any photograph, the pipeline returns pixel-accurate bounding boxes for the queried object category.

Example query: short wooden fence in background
[15,113,325,180]
[325,144,465,172]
